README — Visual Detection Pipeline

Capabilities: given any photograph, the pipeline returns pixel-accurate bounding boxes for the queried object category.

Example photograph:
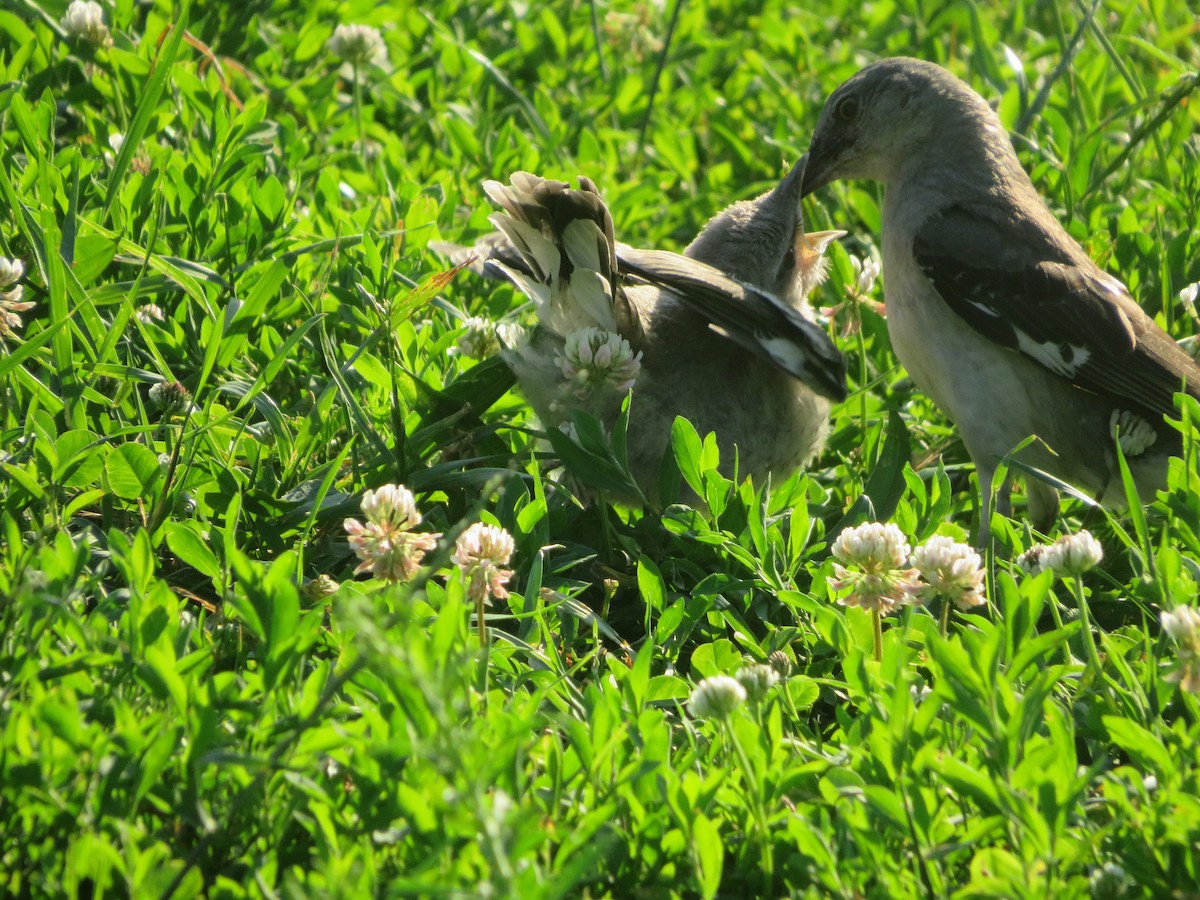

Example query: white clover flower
[104,132,152,174]
[327,24,387,67]
[1160,605,1200,644]
[360,484,422,531]
[344,484,440,583]
[1042,530,1103,577]
[136,303,164,324]
[62,1,111,45]
[735,664,779,703]
[851,254,880,297]
[105,132,151,174]
[0,258,33,342]
[1017,544,1048,574]
[1160,605,1200,693]
[821,252,885,336]
[0,257,23,287]
[1109,409,1157,456]
[453,316,500,360]
[832,522,910,568]
[451,522,515,604]
[148,380,193,414]
[828,522,919,614]
[1180,282,1199,317]
[910,682,933,705]
[907,535,986,610]
[557,326,642,399]
[688,675,746,719]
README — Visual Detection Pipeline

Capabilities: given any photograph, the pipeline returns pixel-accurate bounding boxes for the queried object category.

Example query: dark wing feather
[618,246,847,401]
[914,204,1200,425]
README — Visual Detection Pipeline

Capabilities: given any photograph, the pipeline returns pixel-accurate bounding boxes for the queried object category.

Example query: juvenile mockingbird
[438,158,847,501]
[802,57,1200,534]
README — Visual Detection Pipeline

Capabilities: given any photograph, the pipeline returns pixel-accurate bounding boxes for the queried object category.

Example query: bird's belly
[885,269,1114,493]
[629,351,828,490]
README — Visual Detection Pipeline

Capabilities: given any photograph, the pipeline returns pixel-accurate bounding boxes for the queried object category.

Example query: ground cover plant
[2,0,1200,896]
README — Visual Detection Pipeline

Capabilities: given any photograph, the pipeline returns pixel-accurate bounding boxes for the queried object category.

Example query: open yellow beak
[797,229,847,273]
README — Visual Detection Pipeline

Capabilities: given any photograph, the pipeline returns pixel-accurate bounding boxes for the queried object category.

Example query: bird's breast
[883,240,1122,495]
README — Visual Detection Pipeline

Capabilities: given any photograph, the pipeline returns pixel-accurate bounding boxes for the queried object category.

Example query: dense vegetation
[2,0,1199,895]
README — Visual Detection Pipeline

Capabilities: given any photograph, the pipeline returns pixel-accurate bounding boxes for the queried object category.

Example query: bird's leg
[1026,479,1060,535]
[995,471,1014,520]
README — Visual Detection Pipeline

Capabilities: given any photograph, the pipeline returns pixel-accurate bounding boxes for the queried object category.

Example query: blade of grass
[102,1,191,226]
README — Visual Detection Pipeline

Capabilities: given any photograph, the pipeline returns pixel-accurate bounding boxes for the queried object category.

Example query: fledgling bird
[801,57,1200,536]
[438,158,847,501]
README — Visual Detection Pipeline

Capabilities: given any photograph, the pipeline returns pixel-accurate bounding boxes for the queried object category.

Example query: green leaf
[54,430,106,488]
[691,813,723,900]
[104,443,162,500]
[645,675,691,703]
[141,642,188,714]
[689,639,741,680]
[654,598,686,644]
[671,416,705,497]
[70,234,119,287]
[2,461,46,500]
[164,521,222,580]
[637,556,666,611]
[37,700,86,750]
[1103,716,1174,777]
[785,675,820,711]
[934,753,1003,815]
[229,258,290,335]
[828,412,910,538]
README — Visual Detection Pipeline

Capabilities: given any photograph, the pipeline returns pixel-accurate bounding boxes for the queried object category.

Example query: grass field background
[2,0,1200,895]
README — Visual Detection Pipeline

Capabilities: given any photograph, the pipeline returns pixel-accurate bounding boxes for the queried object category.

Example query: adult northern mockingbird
[801,57,1200,534]
[438,158,847,501]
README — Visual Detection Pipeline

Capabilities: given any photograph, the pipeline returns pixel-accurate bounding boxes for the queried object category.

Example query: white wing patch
[1014,329,1090,378]
[759,335,810,379]
[963,298,1002,319]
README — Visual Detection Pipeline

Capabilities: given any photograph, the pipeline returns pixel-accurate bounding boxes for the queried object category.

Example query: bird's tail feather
[477,173,621,336]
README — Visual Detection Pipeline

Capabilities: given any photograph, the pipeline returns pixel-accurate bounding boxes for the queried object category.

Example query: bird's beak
[800,131,838,199]
[797,229,847,271]
[772,154,808,212]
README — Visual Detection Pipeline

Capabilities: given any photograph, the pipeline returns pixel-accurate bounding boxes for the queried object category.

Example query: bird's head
[685,155,845,305]
[802,57,1002,196]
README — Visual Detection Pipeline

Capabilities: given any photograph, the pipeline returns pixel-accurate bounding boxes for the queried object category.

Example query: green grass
[2,0,1200,896]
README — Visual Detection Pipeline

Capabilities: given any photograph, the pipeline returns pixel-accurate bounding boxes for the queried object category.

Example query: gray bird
[438,158,847,502]
[801,57,1200,536]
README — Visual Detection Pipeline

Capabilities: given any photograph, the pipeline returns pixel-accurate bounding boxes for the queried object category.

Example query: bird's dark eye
[835,96,860,122]
[781,247,796,271]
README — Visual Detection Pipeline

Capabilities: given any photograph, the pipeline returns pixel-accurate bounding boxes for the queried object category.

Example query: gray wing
[618,246,847,402]
[914,204,1200,426]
